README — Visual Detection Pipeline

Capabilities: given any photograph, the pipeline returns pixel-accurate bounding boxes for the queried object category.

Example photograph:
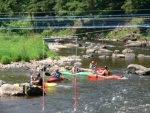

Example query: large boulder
[147,41,150,47]
[114,50,120,54]
[120,34,140,42]
[125,41,147,47]
[0,84,24,96]
[127,64,150,75]
[122,48,134,53]
[124,53,136,59]
[86,49,96,54]
[137,54,145,58]
[137,54,150,59]
[82,54,94,59]
[97,49,113,55]
[112,53,125,58]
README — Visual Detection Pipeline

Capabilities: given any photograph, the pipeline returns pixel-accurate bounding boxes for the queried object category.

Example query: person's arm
[94,63,97,68]
[60,72,65,79]
[108,70,111,76]
[51,72,54,77]
[100,70,105,76]
[71,67,75,73]
[89,63,92,69]
[33,79,39,85]
[96,70,102,75]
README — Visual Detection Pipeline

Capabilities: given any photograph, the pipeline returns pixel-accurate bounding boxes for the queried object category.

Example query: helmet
[104,66,108,69]
[74,62,77,66]
[91,60,95,64]
[36,72,40,77]
[55,68,59,72]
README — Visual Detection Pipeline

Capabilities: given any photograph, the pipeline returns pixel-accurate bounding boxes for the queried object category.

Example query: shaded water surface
[0,40,150,113]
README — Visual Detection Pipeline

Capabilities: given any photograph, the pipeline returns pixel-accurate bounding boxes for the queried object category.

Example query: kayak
[61,71,94,76]
[38,82,57,88]
[80,67,105,72]
[44,82,57,87]
[47,77,63,82]
[94,67,105,71]
[87,74,123,79]
[14,82,57,88]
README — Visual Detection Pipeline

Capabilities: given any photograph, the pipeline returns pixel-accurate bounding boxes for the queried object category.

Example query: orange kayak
[87,74,123,79]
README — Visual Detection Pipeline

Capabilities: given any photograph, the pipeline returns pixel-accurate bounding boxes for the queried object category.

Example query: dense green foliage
[0,0,149,15]
[0,0,150,36]
[0,0,149,37]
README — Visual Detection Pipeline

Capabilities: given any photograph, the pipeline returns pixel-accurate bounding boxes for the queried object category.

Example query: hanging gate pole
[74,36,78,112]
[74,76,77,112]
[42,40,45,111]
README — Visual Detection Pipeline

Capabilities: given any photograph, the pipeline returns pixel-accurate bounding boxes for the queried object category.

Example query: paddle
[45,72,51,76]
[62,77,69,81]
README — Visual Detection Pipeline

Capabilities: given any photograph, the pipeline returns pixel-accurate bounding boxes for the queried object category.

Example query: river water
[0,40,150,113]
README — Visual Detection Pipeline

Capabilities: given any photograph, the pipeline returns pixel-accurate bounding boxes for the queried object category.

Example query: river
[0,40,150,113]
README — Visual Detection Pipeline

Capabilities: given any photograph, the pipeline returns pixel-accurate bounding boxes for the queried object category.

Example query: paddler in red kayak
[97,66,110,76]
[51,67,65,79]
[89,60,97,70]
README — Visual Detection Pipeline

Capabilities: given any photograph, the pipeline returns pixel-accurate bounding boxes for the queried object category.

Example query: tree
[122,0,150,14]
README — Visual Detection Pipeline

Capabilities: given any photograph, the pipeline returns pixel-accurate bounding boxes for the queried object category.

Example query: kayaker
[71,62,79,73]
[98,66,110,76]
[51,67,64,79]
[89,60,97,70]
[32,72,43,86]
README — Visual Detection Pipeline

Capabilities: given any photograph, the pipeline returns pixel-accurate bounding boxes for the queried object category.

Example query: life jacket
[89,63,96,70]
[34,77,43,86]
[38,77,43,86]
[71,66,78,73]
[54,72,61,78]
[103,70,110,76]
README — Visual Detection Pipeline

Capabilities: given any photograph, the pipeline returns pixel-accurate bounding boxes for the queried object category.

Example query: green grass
[0,33,59,64]
[1,55,11,64]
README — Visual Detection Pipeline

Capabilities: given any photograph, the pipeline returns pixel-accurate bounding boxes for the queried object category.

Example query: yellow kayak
[14,82,57,88]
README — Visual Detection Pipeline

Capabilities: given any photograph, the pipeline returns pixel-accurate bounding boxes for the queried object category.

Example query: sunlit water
[0,40,150,113]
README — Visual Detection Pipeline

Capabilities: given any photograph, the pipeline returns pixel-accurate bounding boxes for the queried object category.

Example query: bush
[0,33,60,64]
[21,53,30,62]
[47,51,60,60]
[1,55,11,64]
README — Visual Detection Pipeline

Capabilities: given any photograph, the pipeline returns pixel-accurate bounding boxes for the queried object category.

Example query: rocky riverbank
[0,36,150,72]
[0,42,81,71]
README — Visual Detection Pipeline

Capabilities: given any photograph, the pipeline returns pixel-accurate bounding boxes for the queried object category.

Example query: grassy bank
[0,33,59,64]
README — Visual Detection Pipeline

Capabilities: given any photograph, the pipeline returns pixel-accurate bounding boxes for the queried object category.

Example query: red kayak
[94,67,105,71]
[47,77,63,82]
[87,74,123,79]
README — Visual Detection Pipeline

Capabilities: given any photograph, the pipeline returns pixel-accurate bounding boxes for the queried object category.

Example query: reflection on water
[1,40,150,113]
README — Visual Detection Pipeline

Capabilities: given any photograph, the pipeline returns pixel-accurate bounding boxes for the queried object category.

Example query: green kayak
[61,71,94,76]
